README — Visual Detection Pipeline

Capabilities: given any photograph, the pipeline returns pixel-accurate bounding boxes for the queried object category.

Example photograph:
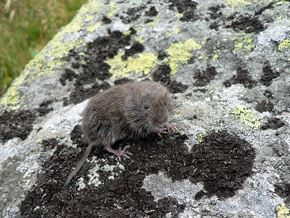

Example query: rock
[1,0,290,217]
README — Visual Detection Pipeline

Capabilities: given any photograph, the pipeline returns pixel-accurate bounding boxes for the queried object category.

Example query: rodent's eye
[144,105,149,109]
[165,102,168,106]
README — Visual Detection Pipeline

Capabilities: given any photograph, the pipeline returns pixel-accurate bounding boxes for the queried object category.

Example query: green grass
[0,0,88,96]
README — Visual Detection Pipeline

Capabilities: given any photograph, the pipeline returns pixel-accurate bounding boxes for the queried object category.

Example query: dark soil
[122,42,145,61]
[275,183,290,204]
[189,131,255,199]
[20,128,255,217]
[223,67,257,89]
[152,64,188,93]
[261,118,285,130]
[260,64,280,86]
[0,110,36,143]
[102,16,112,24]
[208,5,225,30]
[255,100,274,113]
[0,100,53,143]
[20,133,187,218]
[193,66,217,87]
[168,0,199,22]
[145,6,158,17]
[226,15,265,33]
[60,30,135,105]
[120,5,146,24]
[205,3,270,33]
[60,25,187,105]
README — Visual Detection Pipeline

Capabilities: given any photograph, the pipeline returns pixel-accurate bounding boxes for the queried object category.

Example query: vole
[64,81,176,186]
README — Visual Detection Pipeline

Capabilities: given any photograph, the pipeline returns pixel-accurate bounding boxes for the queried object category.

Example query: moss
[278,39,290,51]
[231,104,261,129]
[106,51,158,79]
[164,38,202,75]
[233,34,255,52]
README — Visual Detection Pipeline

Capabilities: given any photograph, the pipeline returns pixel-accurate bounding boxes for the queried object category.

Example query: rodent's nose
[155,118,164,124]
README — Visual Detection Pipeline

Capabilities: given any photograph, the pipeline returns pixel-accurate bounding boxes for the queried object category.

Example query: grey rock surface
[0,0,290,217]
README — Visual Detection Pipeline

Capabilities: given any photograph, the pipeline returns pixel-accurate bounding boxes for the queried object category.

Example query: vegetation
[0,0,87,96]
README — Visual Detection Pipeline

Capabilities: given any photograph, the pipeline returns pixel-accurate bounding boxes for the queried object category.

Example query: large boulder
[1,0,290,217]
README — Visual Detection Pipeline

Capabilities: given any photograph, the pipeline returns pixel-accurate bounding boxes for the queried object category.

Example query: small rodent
[64,81,176,186]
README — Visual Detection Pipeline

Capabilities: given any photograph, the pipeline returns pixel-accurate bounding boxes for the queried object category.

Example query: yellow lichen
[278,39,290,51]
[212,54,219,60]
[0,1,103,110]
[218,101,228,106]
[146,21,156,27]
[135,27,141,32]
[86,1,104,12]
[275,1,285,6]
[146,16,163,27]
[87,23,101,32]
[106,51,158,79]
[276,203,290,218]
[85,14,95,22]
[197,133,207,142]
[167,28,181,36]
[212,49,220,60]
[123,30,131,36]
[136,37,143,42]
[108,2,119,17]
[277,15,283,20]
[224,0,260,7]
[231,104,261,129]
[233,34,255,52]
[164,38,202,74]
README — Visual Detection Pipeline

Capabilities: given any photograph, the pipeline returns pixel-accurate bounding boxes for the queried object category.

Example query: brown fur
[64,81,175,186]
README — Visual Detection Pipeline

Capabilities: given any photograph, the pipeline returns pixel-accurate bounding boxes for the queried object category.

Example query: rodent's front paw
[153,127,166,137]
[153,123,176,137]
[163,123,177,132]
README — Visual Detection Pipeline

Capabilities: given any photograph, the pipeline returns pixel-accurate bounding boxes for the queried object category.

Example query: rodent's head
[123,81,175,136]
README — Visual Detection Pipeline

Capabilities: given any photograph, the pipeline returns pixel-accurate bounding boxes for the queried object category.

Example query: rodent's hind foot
[105,144,133,161]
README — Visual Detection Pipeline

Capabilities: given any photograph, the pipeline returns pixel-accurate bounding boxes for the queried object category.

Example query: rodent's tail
[63,143,94,188]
